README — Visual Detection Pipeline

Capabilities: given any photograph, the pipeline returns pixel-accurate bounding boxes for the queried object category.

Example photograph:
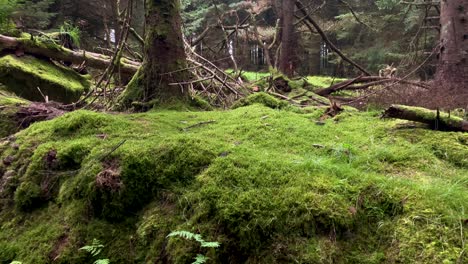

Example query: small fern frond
[167,230,198,240]
[94,259,110,264]
[200,241,220,248]
[168,230,220,248]
[80,239,105,257]
[192,254,209,264]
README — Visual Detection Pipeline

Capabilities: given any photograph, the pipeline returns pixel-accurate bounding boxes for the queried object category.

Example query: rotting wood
[383,105,468,132]
[0,34,139,76]
[315,76,430,96]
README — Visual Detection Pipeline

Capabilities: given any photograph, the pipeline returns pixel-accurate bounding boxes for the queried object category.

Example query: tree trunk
[436,0,468,88]
[119,0,188,107]
[278,0,295,77]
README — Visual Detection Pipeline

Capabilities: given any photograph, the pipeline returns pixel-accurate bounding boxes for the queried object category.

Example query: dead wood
[383,105,468,132]
[0,34,139,76]
[315,76,430,96]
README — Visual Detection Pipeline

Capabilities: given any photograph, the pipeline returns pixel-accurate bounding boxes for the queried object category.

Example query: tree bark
[119,0,189,106]
[383,105,468,132]
[278,0,296,76]
[0,34,139,76]
[436,0,468,88]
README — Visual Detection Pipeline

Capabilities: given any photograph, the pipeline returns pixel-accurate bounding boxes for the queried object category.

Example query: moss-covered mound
[0,105,467,263]
[0,55,90,103]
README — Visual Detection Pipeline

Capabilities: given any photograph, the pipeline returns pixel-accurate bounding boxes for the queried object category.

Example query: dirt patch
[16,102,66,129]
[48,233,69,262]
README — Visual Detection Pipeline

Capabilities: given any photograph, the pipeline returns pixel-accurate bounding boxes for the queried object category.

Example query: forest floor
[0,91,467,263]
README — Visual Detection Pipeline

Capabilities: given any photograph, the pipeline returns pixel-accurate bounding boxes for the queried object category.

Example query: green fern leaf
[192,254,209,264]
[200,241,220,248]
[94,259,110,264]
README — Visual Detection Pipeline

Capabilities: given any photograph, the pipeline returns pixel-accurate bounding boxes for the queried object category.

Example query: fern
[94,259,110,264]
[167,231,220,248]
[80,239,105,257]
[167,230,220,264]
[59,21,81,47]
[193,254,209,264]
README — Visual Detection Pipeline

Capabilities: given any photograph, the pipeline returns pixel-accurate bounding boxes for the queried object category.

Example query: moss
[0,105,467,263]
[90,138,217,220]
[232,92,291,109]
[0,55,90,103]
[14,181,42,211]
[189,95,213,111]
[306,76,347,89]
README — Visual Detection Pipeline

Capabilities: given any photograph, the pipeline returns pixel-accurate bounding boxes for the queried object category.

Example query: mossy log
[383,105,468,132]
[0,34,139,76]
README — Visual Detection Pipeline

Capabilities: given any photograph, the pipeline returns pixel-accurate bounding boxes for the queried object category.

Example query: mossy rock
[0,55,90,103]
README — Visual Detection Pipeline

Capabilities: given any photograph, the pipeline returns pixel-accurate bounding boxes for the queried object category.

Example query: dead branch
[182,120,217,131]
[316,76,430,96]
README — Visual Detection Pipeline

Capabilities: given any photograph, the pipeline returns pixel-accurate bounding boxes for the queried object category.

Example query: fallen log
[383,105,468,132]
[0,34,139,76]
[315,76,430,96]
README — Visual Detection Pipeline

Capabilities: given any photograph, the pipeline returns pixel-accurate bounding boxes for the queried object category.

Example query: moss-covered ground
[0,97,467,263]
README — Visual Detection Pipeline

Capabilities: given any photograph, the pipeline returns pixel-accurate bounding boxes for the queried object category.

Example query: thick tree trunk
[119,0,188,107]
[436,0,468,87]
[383,105,468,132]
[278,0,295,76]
[0,34,139,76]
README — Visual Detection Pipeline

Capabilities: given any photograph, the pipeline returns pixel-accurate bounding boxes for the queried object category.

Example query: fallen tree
[315,76,431,96]
[0,34,139,76]
[383,105,468,132]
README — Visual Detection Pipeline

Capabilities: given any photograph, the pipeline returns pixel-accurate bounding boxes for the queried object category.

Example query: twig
[182,120,217,131]
[99,140,127,162]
